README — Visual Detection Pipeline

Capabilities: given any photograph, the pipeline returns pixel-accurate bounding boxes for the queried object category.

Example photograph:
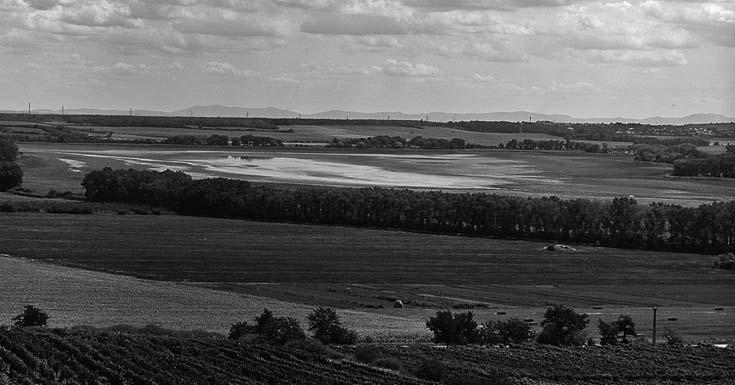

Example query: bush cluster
[0,137,22,191]
[427,305,606,347]
[228,308,305,345]
[307,307,357,345]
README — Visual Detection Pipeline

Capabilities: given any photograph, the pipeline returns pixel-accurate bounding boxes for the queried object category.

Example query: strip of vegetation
[81,167,735,254]
[440,120,732,140]
[0,197,166,215]
[673,149,735,178]
[0,112,278,130]
[164,134,284,146]
[328,135,482,149]
[425,304,638,347]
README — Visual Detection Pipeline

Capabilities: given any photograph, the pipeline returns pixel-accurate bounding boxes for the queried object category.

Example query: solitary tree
[426,310,478,345]
[0,137,19,162]
[13,305,49,327]
[0,162,22,191]
[537,304,589,345]
[598,314,636,345]
[307,307,356,345]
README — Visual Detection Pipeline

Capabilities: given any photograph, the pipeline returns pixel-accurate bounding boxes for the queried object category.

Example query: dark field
[1,212,733,341]
[1,213,729,289]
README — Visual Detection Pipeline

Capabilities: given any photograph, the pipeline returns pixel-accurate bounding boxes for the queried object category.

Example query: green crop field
[1,212,732,341]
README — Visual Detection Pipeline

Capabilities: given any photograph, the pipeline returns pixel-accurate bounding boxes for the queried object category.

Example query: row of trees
[229,307,356,346]
[427,305,636,346]
[328,135,477,149]
[0,137,22,191]
[164,134,284,147]
[82,167,735,254]
[0,113,278,130]
[501,138,617,153]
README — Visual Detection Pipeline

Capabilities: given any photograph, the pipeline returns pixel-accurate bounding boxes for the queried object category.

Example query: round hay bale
[393,300,403,309]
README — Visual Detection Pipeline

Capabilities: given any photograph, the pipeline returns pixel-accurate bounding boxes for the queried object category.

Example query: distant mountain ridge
[2,105,733,124]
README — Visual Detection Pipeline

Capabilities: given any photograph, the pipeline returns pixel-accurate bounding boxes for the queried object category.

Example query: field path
[0,255,429,340]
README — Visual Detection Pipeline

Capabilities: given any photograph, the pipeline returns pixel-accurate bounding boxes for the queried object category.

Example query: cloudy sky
[1,0,733,118]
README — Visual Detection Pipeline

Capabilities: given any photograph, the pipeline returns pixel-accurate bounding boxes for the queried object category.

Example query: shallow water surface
[41,148,559,190]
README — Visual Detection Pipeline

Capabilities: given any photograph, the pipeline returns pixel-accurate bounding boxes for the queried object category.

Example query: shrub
[0,202,16,212]
[374,357,401,371]
[0,162,23,191]
[228,321,255,340]
[663,327,683,345]
[599,314,636,345]
[426,310,479,345]
[415,358,448,382]
[259,316,305,345]
[598,319,618,345]
[307,307,357,345]
[13,305,48,327]
[0,137,19,162]
[480,318,533,344]
[354,345,380,364]
[229,308,305,345]
[285,338,343,359]
[713,253,735,270]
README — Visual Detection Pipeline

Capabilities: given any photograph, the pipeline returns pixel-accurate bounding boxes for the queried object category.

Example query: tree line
[427,304,638,347]
[0,112,277,130]
[328,135,477,149]
[0,137,22,191]
[82,167,735,254]
[163,134,284,147]
[672,146,735,177]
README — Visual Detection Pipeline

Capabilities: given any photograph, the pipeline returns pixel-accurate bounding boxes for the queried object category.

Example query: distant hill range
[2,105,733,124]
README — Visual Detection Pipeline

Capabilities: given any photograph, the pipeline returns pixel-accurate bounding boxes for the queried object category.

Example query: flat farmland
[0,255,427,341]
[1,212,732,341]
[18,143,735,205]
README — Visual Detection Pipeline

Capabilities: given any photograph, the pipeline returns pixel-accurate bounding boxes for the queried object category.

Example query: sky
[0,0,733,118]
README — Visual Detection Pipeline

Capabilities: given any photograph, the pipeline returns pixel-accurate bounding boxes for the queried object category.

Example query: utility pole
[129,107,132,117]
[28,101,31,114]
[651,305,658,345]
[61,105,64,117]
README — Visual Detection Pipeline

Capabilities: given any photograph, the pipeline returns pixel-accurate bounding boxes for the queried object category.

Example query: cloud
[301,13,432,35]
[59,1,140,28]
[381,59,440,77]
[588,49,688,67]
[203,61,257,77]
[472,73,498,83]
[340,35,403,50]
[24,0,65,11]
[92,61,151,75]
[400,0,574,12]
[172,8,289,37]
